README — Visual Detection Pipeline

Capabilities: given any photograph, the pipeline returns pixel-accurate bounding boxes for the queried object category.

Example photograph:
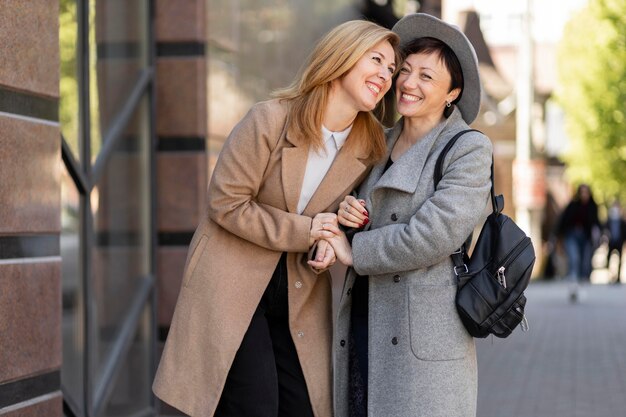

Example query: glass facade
[61,163,84,415]
[207,0,367,168]
[60,1,155,416]
[206,0,410,167]
[91,96,152,410]
[90,0,150,161]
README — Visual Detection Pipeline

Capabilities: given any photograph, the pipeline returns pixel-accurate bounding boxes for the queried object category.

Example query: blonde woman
[153,20,400,417]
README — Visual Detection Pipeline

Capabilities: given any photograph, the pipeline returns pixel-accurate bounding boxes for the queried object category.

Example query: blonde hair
[273,20,401,163]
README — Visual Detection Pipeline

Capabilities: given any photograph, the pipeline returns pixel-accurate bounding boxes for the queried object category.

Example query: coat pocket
[408,283,471,361]
[182,235,209,288]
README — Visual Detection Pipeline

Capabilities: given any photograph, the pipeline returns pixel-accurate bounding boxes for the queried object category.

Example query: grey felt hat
[392,13,481,124]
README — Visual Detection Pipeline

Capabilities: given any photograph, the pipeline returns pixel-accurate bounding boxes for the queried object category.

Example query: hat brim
[392,13,481,124]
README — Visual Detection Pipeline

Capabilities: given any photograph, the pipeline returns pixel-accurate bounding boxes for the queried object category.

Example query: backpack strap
[433,129,478,188]
[433,129,496,277]
[434,129,501,215]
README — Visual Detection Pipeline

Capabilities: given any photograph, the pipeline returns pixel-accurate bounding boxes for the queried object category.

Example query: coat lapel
[365,122,403,193]
[302,131,369,216]
[371,118,448,195]
[282,126,310,214]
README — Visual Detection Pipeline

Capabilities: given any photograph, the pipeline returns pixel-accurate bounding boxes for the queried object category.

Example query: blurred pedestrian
[541,191,563,280]
[314,13,492,417]
[153,20,400,417]
[603,200,626,284]
[556,184,600,301]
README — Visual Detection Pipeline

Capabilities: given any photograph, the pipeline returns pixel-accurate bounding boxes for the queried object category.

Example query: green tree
[59,0,79,154]
[556,0,626,202]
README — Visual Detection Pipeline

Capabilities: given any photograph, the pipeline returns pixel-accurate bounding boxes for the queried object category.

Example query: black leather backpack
[434,130,536,338]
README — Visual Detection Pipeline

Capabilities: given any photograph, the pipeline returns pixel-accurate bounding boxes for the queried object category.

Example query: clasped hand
[308,196,368,268]
[307,213,339,270]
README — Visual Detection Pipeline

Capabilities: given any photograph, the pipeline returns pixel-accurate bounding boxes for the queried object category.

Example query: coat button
[347,288,352,296]
[391,337,398,345]
[295,281,303,289]
[297,331,304,338]
[393,275,400,283]
[391,213,398,221]
[340,339,346,347]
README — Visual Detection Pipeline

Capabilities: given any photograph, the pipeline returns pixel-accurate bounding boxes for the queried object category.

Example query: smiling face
[334,40,397,113]
[395,51,461,122]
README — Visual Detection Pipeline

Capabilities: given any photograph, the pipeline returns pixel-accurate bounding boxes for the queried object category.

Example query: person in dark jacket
[603,200,626,284]
[556,184,600,301]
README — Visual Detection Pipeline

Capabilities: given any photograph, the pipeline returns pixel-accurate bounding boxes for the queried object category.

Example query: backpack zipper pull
[497,266,507,288]
[520,312,529,332]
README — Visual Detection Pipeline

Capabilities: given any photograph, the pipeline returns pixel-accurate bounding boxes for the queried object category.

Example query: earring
[446,101,451,108]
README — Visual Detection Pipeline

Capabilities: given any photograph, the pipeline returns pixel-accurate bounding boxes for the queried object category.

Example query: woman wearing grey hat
[315,13,492,417]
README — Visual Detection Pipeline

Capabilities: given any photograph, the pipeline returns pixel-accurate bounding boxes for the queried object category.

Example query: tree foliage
[556,0,626,202]
[59,0,79,153]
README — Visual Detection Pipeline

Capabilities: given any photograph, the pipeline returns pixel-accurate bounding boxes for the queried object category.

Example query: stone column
[154,1,207,414]
[0,1,62,415]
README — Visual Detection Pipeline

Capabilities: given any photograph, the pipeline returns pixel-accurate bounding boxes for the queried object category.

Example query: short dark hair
[402,37,464,117]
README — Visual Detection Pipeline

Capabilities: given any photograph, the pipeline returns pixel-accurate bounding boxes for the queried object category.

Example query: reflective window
[61,163,84,415]
[91,97,151,384]
[60,0,80,159]
[89,0,150,161]
[59,0,154,416]
[102,306,153,417]
[207,0,361,170]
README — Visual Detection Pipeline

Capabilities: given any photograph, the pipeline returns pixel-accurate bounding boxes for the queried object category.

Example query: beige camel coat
[153,99,372,417]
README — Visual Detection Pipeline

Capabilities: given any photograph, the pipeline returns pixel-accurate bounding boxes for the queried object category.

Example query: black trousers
[348,275,368,417]
[607,241,623,282]
[214,253,315,417]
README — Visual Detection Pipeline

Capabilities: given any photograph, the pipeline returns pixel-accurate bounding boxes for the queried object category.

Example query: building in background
[445,0,589,274]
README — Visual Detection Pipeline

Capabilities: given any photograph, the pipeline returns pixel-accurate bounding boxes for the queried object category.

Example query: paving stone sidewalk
[476,281,626,417]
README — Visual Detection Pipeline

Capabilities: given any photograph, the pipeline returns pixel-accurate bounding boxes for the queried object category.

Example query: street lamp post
[514,0,545,275]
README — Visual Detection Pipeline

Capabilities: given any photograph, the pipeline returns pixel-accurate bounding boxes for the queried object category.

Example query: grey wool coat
[334,108,492,417]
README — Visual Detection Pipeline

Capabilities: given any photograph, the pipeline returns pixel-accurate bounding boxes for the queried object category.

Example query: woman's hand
[316,223,354,266]
[310,213,338,246]
[338,196,369,229]
[307,239,337,270]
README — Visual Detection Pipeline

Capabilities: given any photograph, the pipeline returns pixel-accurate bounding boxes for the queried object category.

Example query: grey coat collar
[371,107,469,195]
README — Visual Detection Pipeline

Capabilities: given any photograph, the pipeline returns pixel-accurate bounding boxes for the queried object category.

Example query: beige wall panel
[156,59,207,137]
[94,153,150,233]
[157,246,188,326]
[0,1,59,97]
[0,261,61,384]
[157,152,207,232]
[0,116,60,234]
[156,0,206,42]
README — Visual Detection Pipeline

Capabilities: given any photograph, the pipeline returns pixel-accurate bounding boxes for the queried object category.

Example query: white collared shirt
[296,125,352,214]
